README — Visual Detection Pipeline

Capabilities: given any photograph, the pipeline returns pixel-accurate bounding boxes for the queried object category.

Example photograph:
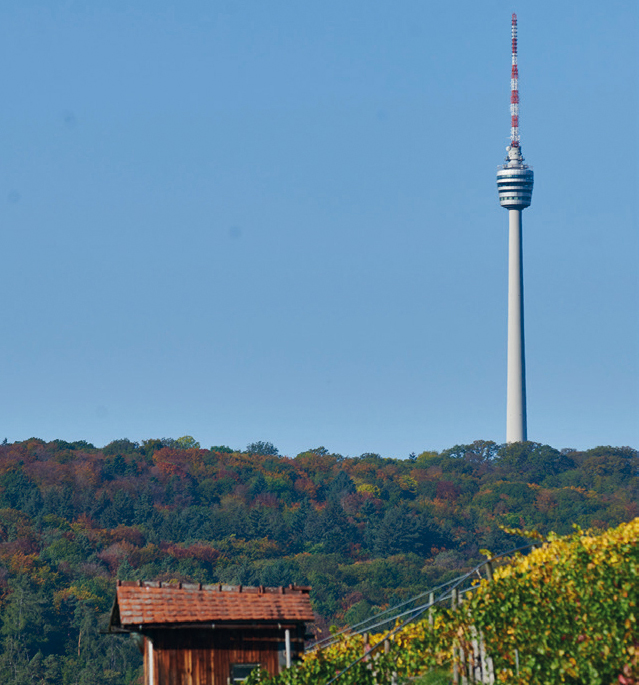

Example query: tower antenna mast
[496,13,534,443]
[510,13,520,148]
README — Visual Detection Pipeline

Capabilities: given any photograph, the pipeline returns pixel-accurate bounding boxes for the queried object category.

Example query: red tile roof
[112,582,314,627]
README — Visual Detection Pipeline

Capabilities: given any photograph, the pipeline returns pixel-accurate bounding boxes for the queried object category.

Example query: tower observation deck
[497,14,534,444]
[497,145,534,209]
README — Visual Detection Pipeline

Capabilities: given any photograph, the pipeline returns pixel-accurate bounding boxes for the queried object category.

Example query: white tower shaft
[507,209,527,442]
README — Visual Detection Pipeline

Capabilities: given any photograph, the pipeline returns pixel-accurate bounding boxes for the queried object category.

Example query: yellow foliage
[356,483,381,498]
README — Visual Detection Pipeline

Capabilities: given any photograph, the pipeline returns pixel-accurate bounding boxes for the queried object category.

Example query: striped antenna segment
[510,14,520,147]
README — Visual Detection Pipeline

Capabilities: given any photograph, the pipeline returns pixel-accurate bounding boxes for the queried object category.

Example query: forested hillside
[0,437,637,684]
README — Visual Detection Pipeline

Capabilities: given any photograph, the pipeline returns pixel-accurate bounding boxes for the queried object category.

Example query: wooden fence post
[458,595,468,685]
[485,560,493,582]
[427,591,435,673]
[479,630,495,684]
[452,588,459,685]
[471,626,481,683]
[460,644,467,685]
[482,557,495,683]
[382,638,399,685]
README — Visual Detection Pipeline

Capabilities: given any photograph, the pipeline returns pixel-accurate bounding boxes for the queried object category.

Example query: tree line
[0,437,636,684]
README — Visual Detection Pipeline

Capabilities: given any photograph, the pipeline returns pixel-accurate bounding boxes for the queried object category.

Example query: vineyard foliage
[0,437,636,683]
[248,518,639,685]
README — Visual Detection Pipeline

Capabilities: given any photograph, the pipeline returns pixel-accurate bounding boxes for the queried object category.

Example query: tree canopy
[0,437,636,684]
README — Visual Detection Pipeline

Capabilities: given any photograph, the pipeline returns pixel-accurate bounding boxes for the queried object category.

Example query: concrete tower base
[506,209,527,442]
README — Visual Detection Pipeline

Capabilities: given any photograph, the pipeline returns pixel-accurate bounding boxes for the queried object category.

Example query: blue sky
[0,0,636,457]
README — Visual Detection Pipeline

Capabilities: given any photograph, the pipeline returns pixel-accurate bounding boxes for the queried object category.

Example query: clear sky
[0,0,637,457]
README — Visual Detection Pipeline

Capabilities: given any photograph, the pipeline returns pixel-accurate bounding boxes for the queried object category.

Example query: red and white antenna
[510,13,520,147]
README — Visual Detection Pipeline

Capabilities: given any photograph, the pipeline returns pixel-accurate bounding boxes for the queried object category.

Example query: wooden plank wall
[145,627,305,685]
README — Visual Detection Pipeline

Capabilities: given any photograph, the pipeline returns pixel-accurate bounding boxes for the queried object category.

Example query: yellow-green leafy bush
[248,518,638,685]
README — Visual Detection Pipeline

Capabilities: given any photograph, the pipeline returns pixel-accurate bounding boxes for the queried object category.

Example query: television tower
[497,13,534,443]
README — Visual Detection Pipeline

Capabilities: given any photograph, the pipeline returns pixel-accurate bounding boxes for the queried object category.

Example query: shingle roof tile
[113,582,314,626]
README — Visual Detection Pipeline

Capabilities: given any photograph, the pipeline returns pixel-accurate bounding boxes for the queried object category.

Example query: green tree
[174,436,200,450]
[247,441,279,456]
[496,441,575,483]
[0,580,51,667]
[102,439,140,457]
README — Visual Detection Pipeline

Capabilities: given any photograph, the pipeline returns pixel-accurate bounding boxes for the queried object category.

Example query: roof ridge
[117,580,310,594]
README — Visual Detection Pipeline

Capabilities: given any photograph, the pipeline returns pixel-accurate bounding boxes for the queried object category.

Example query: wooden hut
[109,581,314,684]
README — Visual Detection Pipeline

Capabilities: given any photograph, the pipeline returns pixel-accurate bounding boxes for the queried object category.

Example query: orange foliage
[97,542,136,573]
[24,459,74,488]
[127,543,162,568]
[294,453,337,474]
[160,542,222,565]
[7,551,39,574]
[108,525,146,547]
[294,476,317,498]
[534,489,557,513]
[435,481,461,501]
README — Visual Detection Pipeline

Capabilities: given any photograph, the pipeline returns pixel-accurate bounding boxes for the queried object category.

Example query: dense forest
[0,437,637,684]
